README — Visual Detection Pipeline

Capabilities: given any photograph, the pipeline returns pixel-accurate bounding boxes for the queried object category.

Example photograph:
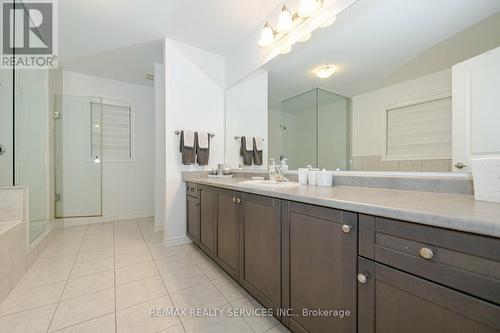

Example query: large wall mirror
[225,1,500,173]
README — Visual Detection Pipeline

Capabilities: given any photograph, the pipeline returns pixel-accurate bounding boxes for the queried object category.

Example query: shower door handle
[0,144,6,156]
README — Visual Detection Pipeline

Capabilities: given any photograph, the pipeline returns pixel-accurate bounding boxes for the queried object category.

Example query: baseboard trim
[163,235,191,247]
[60,214,153,227]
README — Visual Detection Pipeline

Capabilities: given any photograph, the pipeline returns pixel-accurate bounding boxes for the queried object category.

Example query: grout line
[45,225,90,333]
[49,312,114,333]
[113,222,117,333]
[0,301,60,319]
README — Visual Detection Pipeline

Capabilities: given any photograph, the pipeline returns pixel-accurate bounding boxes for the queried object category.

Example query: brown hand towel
[196,131,210,166]
[179,130,196,165]
[240,137,253,166]
[253,137,263,165]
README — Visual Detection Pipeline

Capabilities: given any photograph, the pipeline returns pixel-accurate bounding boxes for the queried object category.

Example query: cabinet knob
[236,198,241,204]
[357,273,368,284]
[232,197,236,203]
[419,247,434,260]
[341,224,352,234]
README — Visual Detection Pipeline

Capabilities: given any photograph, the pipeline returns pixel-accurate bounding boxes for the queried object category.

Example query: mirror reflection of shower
[269,88,350,170]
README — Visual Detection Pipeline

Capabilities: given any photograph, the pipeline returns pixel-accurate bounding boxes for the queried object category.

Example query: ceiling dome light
[258,22,275,47]
[320,15,336,28]
[276,5,293,34]
[314,65,337,79]
[298,0,320,18]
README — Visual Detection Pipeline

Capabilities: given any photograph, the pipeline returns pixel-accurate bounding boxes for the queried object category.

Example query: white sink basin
[238,180,300,188]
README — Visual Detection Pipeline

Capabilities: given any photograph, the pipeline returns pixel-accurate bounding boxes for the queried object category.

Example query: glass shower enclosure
[269,88,351,170]
[54,95,103,218]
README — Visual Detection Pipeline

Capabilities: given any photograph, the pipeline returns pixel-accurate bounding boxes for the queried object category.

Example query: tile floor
[0,218,291,333]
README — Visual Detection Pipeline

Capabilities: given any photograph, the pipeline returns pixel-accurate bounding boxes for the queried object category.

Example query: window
[91,100,133,161]
[386,96,452,160]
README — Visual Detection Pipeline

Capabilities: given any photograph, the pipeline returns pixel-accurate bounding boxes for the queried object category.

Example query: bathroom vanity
[185,177,500,333]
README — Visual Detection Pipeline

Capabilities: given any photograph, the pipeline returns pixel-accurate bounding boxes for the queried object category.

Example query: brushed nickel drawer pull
[357,273,368,284]
[232,197,236,203]
[236,198,241,204]
[341,224,352,234]
[419,247,434,260]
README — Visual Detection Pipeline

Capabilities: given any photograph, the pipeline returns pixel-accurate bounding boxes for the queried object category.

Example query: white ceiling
[61,40,163,87]
[266,0,500,106]
[59,0,282,62]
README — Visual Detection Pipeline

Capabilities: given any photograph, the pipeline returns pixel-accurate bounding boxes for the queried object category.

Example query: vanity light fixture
[258,0,328,50]
[298,0,322,18]
[314,65,337,79]
[298,32,312,43]
[279,45,292,54]
[258,22,276,47]
[276,5,294,33]
[319,15,337,28]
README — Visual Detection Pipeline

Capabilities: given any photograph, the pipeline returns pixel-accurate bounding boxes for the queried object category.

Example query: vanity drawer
[186,182,199,198]
[359,214,500,305]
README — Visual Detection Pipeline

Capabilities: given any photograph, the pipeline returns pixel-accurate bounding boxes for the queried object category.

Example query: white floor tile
[115,276,167,310]
[49,288,115,332]
[0,303,57,333]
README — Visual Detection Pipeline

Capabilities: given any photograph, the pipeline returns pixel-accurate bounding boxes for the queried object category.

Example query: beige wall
[351,69,452,171]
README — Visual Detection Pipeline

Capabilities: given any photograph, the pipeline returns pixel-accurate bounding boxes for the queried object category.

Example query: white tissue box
[471,157,500,203]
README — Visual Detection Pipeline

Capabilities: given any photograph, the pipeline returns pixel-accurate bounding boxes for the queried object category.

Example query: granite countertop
[184,176,500,239]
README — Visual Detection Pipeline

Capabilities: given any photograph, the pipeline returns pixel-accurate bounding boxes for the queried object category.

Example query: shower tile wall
[351,155,452,172]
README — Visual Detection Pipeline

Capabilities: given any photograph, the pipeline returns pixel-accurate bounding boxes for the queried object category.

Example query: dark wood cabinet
[240,194,282,313]
[282,201,357,333]
[359,214,500,305]
[198,186,217,256]
[186,194,199,244]
[358,256,500,333]
[189,182,498,333]
[214,188,241,278]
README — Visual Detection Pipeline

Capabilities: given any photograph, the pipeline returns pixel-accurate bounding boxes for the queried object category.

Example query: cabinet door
[358,257,500,333]
[240,194,281,313]
[186,195,199,244]
[199,187,216,256]
[282,202,357,333]
[215,189,240,278]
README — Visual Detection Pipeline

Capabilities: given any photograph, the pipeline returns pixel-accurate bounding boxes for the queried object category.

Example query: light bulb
[298,32,312,42]
[298,0,320,18]
[276,5,293,34]
[313,65,337,79]
[320,15,336,28]
[258,22,275,47]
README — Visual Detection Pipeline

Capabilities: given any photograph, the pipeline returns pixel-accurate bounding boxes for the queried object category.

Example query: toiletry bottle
[281,158,288,173]
[269,158,276,181]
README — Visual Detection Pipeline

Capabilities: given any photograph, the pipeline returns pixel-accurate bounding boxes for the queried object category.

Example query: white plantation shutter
[91,101,132,160]
[386,97,452,159]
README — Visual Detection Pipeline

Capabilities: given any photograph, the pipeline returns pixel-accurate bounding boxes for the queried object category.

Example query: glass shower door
[280,89,318,170]
[317,89,350,170]
[55,95,102,218]
[0,69,13,187]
